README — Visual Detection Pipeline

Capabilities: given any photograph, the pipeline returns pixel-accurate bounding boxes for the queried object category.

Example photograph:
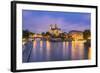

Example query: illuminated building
[48,24,62,37]
[68,30,83,40]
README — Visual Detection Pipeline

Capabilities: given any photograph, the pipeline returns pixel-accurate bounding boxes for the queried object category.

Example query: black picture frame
[11,1,98,72]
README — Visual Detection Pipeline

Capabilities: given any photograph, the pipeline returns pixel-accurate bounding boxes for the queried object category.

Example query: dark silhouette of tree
[29,32,35,35]
[45,32,50,36]
[83,30,91,40]
[23,30,29,38]
[41,32,45,36]
[23,30,35,39]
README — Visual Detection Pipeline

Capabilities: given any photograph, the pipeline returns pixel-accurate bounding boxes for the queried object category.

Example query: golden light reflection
[78,41,84,59]
[46,40,51,59]
[31,39,91,61]
[40,40,43,48]
[40,40,43,52]
[32,40,37,57]
[71,41,85,59]
[46,40,50,49]
[88,47,91,59]
[72,41,77,59]
[33,40,37,49]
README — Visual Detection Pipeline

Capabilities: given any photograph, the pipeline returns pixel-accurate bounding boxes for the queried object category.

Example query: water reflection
[22,40,91,63]
[71,41,84,60]
[46,40,51,60]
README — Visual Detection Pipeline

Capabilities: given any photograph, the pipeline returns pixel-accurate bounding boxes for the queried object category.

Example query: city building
[48,24,62,37]
[68,30,83,40]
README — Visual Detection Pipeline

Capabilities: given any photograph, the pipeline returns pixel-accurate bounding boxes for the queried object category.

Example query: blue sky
[22,10,91,33]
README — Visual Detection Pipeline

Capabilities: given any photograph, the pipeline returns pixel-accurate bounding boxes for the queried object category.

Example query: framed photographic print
[11,1,98,72]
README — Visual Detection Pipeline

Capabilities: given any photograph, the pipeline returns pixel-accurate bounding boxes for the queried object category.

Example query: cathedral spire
[55,24,58,29]
[50,24,52,29]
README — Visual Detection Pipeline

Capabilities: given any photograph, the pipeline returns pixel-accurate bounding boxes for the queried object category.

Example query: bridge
[29,34,48,40]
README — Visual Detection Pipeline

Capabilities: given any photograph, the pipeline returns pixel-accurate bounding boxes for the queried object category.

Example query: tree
[29,32,35,35]
[23,30,29,39]
[41,32,45,36]
[23,30,35,39]
[45,32,50,36]
[83,30,91,40]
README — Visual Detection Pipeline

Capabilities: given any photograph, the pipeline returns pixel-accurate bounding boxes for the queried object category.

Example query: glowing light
[33,40,37,49]
[88,47,91,59]
[46,40,51,60]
